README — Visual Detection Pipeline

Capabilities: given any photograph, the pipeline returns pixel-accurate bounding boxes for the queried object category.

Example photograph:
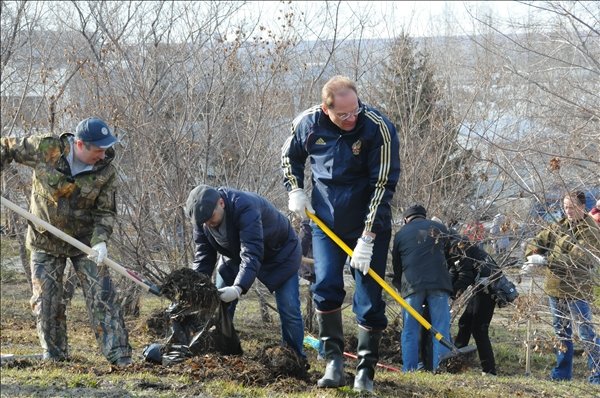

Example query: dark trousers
[454,291,497,374]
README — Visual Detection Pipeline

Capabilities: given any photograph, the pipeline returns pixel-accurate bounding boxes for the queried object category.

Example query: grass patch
[1,272,598,397]
[0,234,21,258]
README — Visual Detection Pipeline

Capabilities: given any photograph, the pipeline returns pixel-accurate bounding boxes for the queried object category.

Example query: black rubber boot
[316,310,346,388]
[353,327,382,393]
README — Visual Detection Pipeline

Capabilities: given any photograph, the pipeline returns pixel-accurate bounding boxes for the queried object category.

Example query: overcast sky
[238,1,536,39]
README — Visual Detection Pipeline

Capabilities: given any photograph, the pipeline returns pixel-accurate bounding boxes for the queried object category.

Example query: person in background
[447,236,498,376]
[464,218,485,250]
[185,185,306,361]
[391,205,453,372]
[523,190,600,384]
[489,213,510,255]
[281,75,400,392]
[1,117,132,366]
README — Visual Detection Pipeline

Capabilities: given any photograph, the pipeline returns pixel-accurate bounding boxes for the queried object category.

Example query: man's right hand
[288,188,315,217]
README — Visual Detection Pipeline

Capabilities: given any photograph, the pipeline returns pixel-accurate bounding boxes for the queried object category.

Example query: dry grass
[1,265,598,397]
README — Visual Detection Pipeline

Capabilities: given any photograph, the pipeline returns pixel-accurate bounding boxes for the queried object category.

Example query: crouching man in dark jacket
[185,185,306,359]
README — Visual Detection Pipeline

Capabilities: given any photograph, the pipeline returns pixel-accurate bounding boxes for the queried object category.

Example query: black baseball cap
[185,185,221,225]
[75,117,117,148]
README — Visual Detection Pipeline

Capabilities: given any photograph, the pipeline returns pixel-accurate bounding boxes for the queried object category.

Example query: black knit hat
[185,185,221,225]
[403,205,427,219]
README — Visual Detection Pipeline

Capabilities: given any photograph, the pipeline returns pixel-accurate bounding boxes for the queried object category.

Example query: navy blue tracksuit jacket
[281,102,400,239]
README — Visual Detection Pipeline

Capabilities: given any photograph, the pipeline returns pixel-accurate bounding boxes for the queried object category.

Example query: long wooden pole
[1,196,161,296]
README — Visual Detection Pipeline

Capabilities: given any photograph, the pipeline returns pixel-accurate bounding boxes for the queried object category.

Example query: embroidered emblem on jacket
[315,138,326,145]
[352,140,362,155]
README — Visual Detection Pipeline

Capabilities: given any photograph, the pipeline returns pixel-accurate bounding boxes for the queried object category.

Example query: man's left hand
[218,286,242,303]
[351,239,374,275]
[88,242,107,264]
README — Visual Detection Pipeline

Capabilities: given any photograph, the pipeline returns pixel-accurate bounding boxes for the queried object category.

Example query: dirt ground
[1,272,597,398]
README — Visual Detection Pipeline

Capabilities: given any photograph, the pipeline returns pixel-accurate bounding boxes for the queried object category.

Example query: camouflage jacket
[1,132,117,256]
[525,215,600,300]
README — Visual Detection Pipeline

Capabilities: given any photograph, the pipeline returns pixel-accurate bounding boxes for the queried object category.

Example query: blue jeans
[548,296,600,384]
[216,272,305,358]
[402,290,451,372]
[310,225,390,329]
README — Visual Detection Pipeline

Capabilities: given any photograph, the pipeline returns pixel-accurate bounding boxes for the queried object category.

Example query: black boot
[353,327,382,393]
[317,309,346,388]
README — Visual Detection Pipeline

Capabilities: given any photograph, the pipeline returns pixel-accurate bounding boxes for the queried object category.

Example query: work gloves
[88,242,108,264]
[520,254,547,275]
[218,286,242,303]
[351,239,374,276]
[288,188,314,218]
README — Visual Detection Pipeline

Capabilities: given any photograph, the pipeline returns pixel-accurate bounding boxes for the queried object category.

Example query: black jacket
[391,218,453,297]
[447,238,501,296]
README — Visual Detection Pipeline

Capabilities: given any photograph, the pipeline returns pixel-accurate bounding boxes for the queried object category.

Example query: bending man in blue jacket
[281,75,400,392]
[185,185,306,360]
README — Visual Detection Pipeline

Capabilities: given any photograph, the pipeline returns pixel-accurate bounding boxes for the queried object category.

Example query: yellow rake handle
[306,210,456,352]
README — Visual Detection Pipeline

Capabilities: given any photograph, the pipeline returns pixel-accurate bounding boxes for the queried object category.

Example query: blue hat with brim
[75,117,118,149]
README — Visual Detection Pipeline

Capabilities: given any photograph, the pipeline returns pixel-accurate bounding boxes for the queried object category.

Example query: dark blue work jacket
[281,102,400,239]
[391,218,453,298]
[192,187,300,293]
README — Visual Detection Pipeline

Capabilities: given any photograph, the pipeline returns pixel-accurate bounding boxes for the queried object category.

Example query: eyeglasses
[336,106,363,121]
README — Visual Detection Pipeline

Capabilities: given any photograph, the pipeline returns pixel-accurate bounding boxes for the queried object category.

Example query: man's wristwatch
[360,235,374,244]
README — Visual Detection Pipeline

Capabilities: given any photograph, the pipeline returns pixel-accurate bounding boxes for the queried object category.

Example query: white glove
[218,286,242,303]
[350,239,374,275]
[526,254,547,265]
[88,242,107,264]
[288,188,315,217]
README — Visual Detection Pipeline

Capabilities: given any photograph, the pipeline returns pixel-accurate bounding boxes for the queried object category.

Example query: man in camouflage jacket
[524,190,600,384]
[1,117,131,366]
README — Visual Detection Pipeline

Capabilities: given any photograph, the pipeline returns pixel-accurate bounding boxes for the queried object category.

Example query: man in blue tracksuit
[281,75,400,392]
[185,185,305,360]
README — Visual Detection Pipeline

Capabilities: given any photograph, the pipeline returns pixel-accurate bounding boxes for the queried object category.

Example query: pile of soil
[257,345,309,380]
